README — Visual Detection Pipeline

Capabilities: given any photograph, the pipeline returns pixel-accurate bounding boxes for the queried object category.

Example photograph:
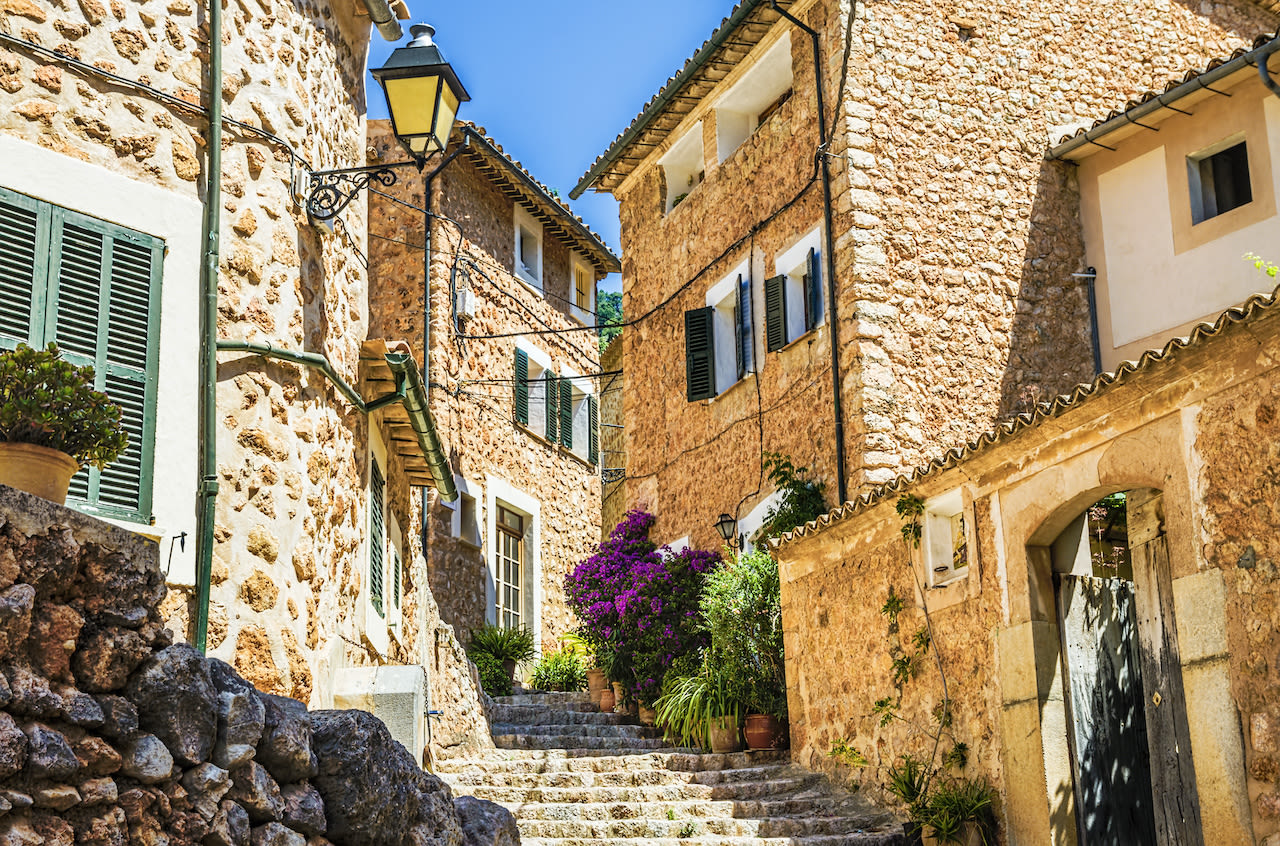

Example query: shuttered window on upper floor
[0,186,163,524]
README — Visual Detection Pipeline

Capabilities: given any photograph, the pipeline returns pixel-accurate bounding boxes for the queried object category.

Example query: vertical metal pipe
[1083,267,1102,375]
[771,1,848,505]
[194,0,223,652]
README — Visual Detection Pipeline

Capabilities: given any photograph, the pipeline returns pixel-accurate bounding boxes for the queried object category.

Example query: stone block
[1172,569,1229,663]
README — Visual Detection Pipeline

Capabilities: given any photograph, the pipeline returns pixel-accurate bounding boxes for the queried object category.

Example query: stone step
[466,746,704,760]
[440,763,800,789]
[518,834,906,846]
[493,692,592,707]
[433,750,789,774]
[489,704,630,726]
[491,723,663,739]
[452,775,826,805]
[514,814,897,839]
[493,734,676,752]
[498,795,856,821]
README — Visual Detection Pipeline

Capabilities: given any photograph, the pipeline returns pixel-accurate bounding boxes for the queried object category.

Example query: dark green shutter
[805,247,822,331]
[513,348,529,425]
[392,545,402,611]
[559,377,573,449]
[545,373,558,443]
[765,274,788,352]
[50,210,162,520]
[369,457,385,617]
[588,395,598,465]
[685,307,715,401]
[736,274,752,380]
[0,187,49,350]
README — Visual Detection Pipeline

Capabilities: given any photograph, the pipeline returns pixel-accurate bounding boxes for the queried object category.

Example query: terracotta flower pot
[586,669,608,706]
[0,443,79,505]
[743,714,787,750]
[638,705,657,727]
[707,716,742,754]
[598,688,616,713]
[502,658,517,687]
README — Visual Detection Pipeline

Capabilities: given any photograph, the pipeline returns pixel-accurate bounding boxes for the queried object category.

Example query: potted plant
[886,754,997,846]
[654,661,743,753]
[467,624,536,689]
[0,343,128,504]
[528,647,587,692]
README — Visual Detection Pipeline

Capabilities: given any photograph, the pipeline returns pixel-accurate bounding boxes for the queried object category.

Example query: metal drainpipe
[1074,267,1103,375]
[358,0,402,42]
[194,0,223,654]
[770,1,848,505]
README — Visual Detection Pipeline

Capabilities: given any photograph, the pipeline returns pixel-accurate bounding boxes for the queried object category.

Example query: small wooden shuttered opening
[513,348,529,425]
[764,274,788,352]
[588,395,599,465]
[684,306,715,401]
[0,186,162,523]
[559,376,573,449]
[369,457,386,617]
[804,247,821,332]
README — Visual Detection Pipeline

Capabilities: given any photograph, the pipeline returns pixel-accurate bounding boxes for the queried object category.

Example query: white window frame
[705,257,753,395]
[738,490,784,553]
[714,34,793,162]
[920,489,970,588]
[485,476,543,653]
[660,121,705,214]
[0,136,202,587]
[1186,132,1252,225]
[773,226,826,343]
[560,366,595,463]
[449,476,484,550]
[570,253,596,325]
[513,205,543,290]
[516,339,555,441]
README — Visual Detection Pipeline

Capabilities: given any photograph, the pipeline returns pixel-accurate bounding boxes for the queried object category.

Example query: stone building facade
[599,337,626,539]
[572,0,1279,550]
[776,287,1280,845]
[0,0,496,737]
[368,121,619,652]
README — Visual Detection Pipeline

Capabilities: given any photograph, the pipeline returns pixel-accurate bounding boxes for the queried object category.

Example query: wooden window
[0,186,163,523]
[513,348,529,425]
[803,247,822,333]
[369,457,386,618]
[764,274,788,352]
[559,376,573,450]
[1189,140,1252,224]
[734,274,752,381]
[544,373,559,444]
[496,505,524,629]
[684,307,715,401]
[574,265,592,312]
[588,395,599,465]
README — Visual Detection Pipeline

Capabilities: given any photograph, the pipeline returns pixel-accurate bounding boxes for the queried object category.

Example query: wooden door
[1057,574,1158,845]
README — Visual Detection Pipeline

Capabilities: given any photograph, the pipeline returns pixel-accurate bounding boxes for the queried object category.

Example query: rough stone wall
[1198,377,1280,838]
[599,337,625,540]
[0,0,427,708]
[614,0,1277,547]
[367,123,602,651]
[0,485,514,845]
[780,500,1004,822]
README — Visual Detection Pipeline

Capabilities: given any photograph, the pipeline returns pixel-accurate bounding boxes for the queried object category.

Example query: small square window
[1188,140,1251,224]
[458,493,481,547]
[921,490,969,587]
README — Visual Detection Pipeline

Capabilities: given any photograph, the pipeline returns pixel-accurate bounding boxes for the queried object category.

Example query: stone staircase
[434,691,906,845]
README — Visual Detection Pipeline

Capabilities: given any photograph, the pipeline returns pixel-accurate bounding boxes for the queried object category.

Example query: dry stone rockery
[0,485,518,846]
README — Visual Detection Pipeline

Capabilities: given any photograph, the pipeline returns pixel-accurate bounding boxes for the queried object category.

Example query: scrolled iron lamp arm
[305,159,424,220]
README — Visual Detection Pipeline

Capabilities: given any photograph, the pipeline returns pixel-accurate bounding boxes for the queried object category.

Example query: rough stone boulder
[453,796,518,846]
[310,710,463,846]
[258,694,315,784]
[125,644,217,766]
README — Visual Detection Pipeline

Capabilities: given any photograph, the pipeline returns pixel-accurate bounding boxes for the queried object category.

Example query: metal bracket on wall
[305,160,421,221]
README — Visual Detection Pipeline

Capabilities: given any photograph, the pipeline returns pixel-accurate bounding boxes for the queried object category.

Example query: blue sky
[367,2,734,294]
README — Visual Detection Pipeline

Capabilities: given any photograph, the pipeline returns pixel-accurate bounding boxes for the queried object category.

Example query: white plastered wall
[0,135,201,585]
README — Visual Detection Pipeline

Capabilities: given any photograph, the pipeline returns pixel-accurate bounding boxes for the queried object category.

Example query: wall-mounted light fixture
[305,23,471,220]
[714,512,739,549]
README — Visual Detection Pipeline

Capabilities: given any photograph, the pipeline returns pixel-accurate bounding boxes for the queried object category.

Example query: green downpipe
[194,0,223,653]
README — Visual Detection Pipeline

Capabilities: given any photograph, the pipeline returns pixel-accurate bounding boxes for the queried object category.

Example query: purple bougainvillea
[565,510,719,704]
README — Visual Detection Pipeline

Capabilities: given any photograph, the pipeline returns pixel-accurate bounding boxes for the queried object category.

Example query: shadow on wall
[1000,159,1095,417]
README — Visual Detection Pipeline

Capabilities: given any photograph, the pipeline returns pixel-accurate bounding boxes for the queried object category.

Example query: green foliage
[653,661,740,749]
[911,627,931,653]
[891,654,919,686]
[896,494,924,548]
[934,699,953,729]
[1245,252,1280,278]
[829,738,869,768]
[872,697,899,727]
[0,343,128,468]
[943,742,969,770]
[665,808,676,821]
[752,453,828,543]
[700,549,786,718]
[470,651,512,698]
[920,778,997,844]
[677,821,698,838]
[529,649,587,692]
[886,754,929,808]
[597,290,623,353]
[880,588,906,624]
[467,624,536,664]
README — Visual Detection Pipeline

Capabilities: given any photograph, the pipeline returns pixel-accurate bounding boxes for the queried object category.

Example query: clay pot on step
[598,688,616,713]
[743,714,787,750]
[586,669,608,706]
[0,443,79,504]
[638,705,657,727]
[707,716,742,754]
[502,658,518,688]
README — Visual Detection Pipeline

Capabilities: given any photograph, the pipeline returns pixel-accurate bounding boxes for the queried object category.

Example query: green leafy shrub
[468,624,536,664]
[0,343,128,467]
[530,649,587,692]
[700,548,786,718]
[470,651,512,698]
[653,660,740,749]
[751,453,828,543]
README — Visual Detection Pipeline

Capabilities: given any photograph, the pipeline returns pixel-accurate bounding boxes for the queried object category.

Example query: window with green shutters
[0,186,162,523]
[685,306,715,401]
[588,395,599,465]
[544,373,559,443]
[369,456,386,618]
[804,247,822,332]
[559,376,573,450]
[764,274,788,352]
[513,348,530,425]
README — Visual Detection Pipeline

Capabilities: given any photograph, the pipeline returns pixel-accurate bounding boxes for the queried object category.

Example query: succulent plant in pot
[0,343,128,504]
[468,624,536,688]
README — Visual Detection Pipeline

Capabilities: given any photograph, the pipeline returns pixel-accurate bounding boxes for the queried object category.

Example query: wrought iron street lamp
[714,513,738,548]
[306,23,471,220]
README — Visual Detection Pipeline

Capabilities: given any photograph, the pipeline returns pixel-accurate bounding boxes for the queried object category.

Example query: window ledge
[777,322,827,355]
[664,179,707,219]
[706,372,754,405]
[456,537,483,552]
[514,270,543,295]
[517,423,596,470]
[558,445,597,470]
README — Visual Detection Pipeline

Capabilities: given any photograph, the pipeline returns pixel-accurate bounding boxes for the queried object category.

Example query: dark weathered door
[1057,574,1158,845]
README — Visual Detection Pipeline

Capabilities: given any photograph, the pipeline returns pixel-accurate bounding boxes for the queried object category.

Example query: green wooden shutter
[513,348,529,425]
[545,373,558,443]
[369,457,385,617]
[588,394,599,465]
[685,307,715,401]
[559,377,573,449]
[50,209,162,520]
[392,544,402,612]
[765,274,788,352]
[805,247,822,331]
[736,274,752,380]
[0,187,50,350]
